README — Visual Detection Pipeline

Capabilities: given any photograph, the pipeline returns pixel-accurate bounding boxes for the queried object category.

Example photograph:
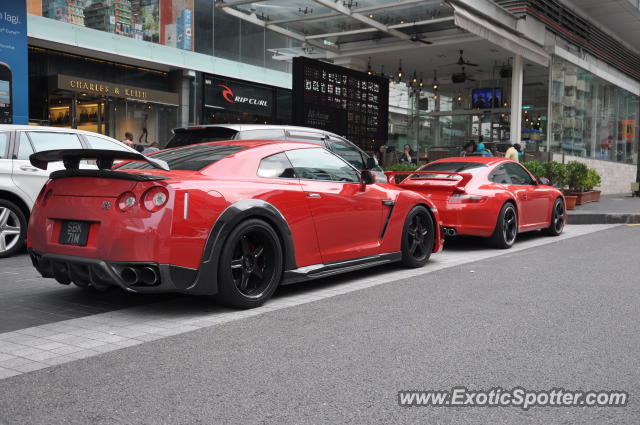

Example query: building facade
[20,0,640,192]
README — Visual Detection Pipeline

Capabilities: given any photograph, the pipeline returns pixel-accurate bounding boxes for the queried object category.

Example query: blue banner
[0,0,28,124]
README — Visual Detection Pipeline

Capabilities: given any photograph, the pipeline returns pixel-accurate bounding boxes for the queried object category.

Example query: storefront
[202,75,291,125]
[29,48,179,146]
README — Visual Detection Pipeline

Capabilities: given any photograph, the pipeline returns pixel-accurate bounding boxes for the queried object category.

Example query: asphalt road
[1,225,639,424]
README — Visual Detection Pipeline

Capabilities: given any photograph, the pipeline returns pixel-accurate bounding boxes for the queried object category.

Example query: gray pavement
[0,224,638,424]
[569,194,640,224]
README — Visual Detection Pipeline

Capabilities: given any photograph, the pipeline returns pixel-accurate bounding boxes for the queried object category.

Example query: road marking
[626,224,640,226]
[0,224,617,380]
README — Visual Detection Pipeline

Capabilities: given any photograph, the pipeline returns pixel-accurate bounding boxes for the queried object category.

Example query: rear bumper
[28,249,199,294]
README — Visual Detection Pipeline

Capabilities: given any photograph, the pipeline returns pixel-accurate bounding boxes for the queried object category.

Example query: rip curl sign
[205,78,273,114]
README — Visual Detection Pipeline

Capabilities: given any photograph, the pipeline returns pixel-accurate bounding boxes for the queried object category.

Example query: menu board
[292,57,389,151]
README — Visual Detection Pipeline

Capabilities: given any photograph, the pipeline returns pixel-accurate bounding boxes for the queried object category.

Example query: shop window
[27,132,82,152]
[257,153,296,179]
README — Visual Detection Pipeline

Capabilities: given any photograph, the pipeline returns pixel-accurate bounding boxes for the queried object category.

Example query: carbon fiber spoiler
[29,149,170,171]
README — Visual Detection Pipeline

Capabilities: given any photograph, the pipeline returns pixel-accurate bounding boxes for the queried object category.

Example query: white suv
[0,125,137,258]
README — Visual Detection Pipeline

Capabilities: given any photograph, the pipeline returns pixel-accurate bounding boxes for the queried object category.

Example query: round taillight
[142,187,169,212]
[117,191,137,212]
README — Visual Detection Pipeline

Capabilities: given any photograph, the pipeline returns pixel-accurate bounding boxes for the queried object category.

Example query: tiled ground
[0,225,615,380]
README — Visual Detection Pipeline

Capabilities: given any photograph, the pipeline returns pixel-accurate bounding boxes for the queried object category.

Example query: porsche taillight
[449,193,487,204]
[142,187,169,212]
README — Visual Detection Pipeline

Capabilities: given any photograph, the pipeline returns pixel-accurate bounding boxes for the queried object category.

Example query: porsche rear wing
[30,149,170,172]
[384,171,473,191]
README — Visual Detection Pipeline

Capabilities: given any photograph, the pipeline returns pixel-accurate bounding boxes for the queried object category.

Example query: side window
[237,129,286,140]
[327,137,365,170]
[16,134,34,160]
[285,131,325,146]
[0,132,8,159]
[85,135,130,151]
[257,152,296,179]
[490,164,511,184]
[505,162,535,185]
[285,148,360,183]
[27,132,83,152]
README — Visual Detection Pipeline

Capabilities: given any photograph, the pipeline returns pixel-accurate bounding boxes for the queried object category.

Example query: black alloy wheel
[543,198,565,236]
[218,219,283,308]
[490,203,518,249]
[401,205,435,268]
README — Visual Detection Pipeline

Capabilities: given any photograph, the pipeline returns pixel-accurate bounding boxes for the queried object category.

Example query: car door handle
[19,165,40,172]
[307,193,321,198]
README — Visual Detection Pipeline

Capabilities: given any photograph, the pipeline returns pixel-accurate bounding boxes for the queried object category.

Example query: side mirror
[365,157,377,170]
[361,169,376,185]
[537,177,551,186]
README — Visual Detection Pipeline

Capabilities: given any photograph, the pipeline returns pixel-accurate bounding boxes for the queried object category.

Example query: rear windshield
[118,144,246,171]
[418,162,487,173]
[164,128,238,149]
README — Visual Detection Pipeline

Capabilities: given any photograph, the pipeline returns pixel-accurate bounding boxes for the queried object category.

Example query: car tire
[401,205,435,268]
[489,202,518,249]
[0,199,27,259]
[217,218,283,309]
[543,198,565,236]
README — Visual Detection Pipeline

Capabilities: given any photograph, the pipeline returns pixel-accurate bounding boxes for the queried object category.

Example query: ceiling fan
[451,66,476,83]
[451,50,478,67]
[410,27,432,45]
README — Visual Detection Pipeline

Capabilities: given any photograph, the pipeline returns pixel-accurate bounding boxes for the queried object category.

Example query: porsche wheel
[218,219,283,309]
[0,200,27,259]
[543,198,565,236]
[401,206,435,268]
[489,202,518,249]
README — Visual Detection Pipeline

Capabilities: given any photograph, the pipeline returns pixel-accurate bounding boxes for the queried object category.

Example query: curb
[568,213,640,225]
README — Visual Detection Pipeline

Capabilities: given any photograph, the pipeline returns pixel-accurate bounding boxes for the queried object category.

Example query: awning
[452,4,550,67]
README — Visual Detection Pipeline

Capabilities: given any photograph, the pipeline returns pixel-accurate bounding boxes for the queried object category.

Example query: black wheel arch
[0,190,31,221]
[187,199,296,295]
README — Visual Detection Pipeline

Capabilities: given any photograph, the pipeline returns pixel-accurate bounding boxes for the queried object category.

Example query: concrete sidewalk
[568,193,640,224]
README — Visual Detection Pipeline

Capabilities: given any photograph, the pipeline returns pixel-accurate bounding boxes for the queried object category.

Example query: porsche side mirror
[365,157,377,170]
[537,177,551,186]
[361,169,376,185]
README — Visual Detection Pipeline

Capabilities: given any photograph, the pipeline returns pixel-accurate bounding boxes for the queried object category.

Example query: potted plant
[563,161,601,205]
[524,161,577,209]
[384,162,423,183]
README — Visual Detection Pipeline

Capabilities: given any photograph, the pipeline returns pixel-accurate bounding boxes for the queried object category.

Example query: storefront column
[510,55,523,144]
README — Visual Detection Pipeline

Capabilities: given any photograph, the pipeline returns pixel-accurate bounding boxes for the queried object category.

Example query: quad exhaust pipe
[120,266,160,286]
[443,227,457,237]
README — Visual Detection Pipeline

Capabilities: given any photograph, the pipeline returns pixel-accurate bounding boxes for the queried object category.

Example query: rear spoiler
[384,171,473,189]
[29,149,170,172]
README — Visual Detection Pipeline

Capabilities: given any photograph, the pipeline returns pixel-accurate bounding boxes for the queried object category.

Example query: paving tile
[0,367,21,379]
[11,361,47,373]
[66,349,99,360]
[41,355,76,366]
[0,357,34,369]
[20,350,61,362]
[50,345,85,355]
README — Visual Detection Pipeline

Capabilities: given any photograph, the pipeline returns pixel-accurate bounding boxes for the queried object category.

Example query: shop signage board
[204,77,273,116]
[53,75,179,105]
[0,0,28,124]
[292,57,389,150]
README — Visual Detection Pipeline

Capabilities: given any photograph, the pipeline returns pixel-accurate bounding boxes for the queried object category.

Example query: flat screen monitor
[472,88,502,109]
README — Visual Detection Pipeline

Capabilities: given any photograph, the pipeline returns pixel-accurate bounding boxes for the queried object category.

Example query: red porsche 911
[385,157,566,249]
[27,141,443,308]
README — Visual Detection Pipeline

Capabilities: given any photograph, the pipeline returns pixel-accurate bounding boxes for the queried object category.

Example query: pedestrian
[400,144,414,164]
[461,141,476,157]
[505,141,519,162]
[475,142,493,157]
[122,132,134,148]
[374,144,387,166]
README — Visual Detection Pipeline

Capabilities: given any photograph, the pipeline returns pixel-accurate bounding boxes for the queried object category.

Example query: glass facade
[27,0,297,73]
[550,56,639,164]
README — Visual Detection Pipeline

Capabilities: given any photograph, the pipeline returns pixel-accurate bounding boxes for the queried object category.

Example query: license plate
[59,221,90,246]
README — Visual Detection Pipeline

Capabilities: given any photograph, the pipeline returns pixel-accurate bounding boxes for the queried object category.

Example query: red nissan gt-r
[27,141,443,308]
[385,157,566,249]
